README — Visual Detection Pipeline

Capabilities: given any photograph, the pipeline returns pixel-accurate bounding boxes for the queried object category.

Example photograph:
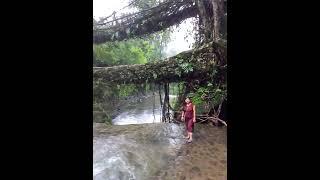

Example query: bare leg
[187,132,193,143]
[185,121,190,139]
[185,131,190,139]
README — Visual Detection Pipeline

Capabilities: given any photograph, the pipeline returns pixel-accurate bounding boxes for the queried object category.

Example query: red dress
[183,103,194,132]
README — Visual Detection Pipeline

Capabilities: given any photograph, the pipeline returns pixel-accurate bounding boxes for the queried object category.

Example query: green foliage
[93,0,174,121]
[179,62,193,73]
[99,113,112,125]
[190,83,227,107]
[169,83,180,95]
[189,87,208,105]
[174,61,194,77]
[93,22,171,106]
[93,0,171,65]
[118,84,138,97]
[93,39,155,66]
[93,33,171,65]
[93,80,116,103]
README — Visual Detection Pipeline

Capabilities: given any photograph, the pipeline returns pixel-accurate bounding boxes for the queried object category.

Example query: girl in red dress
[181,97,196,143]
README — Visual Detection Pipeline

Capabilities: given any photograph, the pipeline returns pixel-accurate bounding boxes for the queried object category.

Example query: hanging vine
[152,83,156,123]
[158,83,164,122]
[93,0,228,126]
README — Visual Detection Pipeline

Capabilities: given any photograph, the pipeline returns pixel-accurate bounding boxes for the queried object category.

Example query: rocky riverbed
[93,123,226,180]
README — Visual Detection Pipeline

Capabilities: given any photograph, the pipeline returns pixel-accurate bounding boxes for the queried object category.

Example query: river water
[93,94,227,180]
[113,94,177,125]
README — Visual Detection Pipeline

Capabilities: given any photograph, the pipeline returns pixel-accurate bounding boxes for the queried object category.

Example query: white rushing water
[93,123,185,180]
[94,94,183,180]
[113,94,177,125]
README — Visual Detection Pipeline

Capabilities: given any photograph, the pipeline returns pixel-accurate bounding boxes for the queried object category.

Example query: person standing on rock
[181,97,196,143]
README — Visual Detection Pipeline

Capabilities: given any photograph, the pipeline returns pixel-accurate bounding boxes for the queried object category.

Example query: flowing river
[93,94,227,180]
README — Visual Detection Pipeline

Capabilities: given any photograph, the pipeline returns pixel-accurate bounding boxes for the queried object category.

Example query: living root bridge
[93,0,198,44]
[93,41,226,84]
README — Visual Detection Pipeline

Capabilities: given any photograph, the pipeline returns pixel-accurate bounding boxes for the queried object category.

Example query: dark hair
[185,97,192,102]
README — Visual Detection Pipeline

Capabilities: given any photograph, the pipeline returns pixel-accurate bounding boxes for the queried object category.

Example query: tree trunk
[93,41,226,84]
[212,0,225,42]
[196,0,225,44]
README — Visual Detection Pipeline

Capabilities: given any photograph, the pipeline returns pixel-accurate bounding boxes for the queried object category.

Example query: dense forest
[93,0,227,125]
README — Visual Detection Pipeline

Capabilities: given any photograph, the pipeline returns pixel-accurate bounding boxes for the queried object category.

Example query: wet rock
[94,123,226,180]
[190,166,201,175]
[220,159,227,164]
